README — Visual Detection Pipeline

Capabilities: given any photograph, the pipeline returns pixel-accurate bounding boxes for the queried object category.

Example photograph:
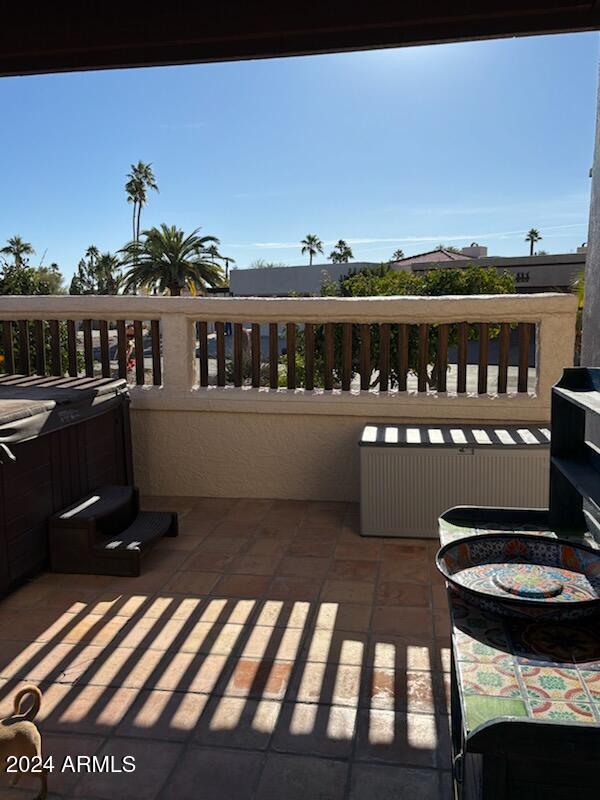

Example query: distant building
[393,248,469,268]
[460,243,488,259]
[229,249,585,297]
[229,261,379,296]
[402,252,585,293]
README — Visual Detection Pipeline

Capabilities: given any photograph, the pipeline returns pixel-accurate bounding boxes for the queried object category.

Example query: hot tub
[0,374,133,594]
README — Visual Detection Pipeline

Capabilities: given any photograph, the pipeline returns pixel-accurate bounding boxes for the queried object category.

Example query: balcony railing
[0,292,577,420]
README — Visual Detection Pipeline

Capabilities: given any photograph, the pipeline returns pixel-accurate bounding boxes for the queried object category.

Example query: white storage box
[360,424,550,538]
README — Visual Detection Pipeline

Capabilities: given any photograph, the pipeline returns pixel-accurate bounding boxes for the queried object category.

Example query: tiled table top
[440,515,600,733]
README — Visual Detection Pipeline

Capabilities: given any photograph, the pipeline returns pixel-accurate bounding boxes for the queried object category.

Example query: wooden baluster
[457,322,467,394]
[18,320,30,375]
[324,323,334,390]
[151,319,162,385]
[133,320,145,385]
[83,319,93,377]
[251,323,261,388]
[341,322,352,391]
[34,319,46,376]
[497,322,510,394]
[360,324,370,391]
[233,322,243,387]
[518,322,532,393]
[49,320,61,376]
[269,323,279,389]
[99,320,110,378]
[478,322,489,395]
[379,323,390,392]
[216,321,226,386]
[286,323,296,389]
[304,323,314,390]
[67,320,78,377]
[417,323,428,393]
[2,321,14,374]
[437,324,448,393]
[116,320,127,379]
[398,323,408,392]
[197,321,209,387]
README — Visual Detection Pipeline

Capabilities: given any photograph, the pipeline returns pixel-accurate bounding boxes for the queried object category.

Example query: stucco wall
[130,405,550,501]
[0,291,576,502]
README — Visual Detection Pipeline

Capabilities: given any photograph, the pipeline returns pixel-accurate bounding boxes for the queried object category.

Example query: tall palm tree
[329,239,354,263]
[223,256,235,281]
[391,248,405,261]
[525,228,542,256]
[1,235,34,267]
[125,162,159,243]
[120,224,224,296]
[300,234,324,266]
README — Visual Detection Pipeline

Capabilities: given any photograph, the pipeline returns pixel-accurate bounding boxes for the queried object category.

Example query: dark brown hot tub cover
[0,375,128,444]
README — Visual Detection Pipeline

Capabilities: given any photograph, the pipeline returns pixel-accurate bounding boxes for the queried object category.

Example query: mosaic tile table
[440,512,600,800]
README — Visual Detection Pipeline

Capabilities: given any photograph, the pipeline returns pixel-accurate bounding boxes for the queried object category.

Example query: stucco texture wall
[131,408,367,500]
[130,408,547,501]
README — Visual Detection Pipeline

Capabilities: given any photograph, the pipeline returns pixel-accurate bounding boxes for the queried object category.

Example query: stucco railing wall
[0,293,577,500]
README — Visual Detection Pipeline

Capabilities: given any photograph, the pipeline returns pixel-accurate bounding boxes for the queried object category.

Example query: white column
[160,313,196,394]
[582,62,600,366]
[537,311,577,405]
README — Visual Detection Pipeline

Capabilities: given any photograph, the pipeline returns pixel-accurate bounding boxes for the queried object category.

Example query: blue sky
[0,32,598,279]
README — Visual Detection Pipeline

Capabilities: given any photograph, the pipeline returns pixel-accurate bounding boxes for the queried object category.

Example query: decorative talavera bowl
[436,534,600,620]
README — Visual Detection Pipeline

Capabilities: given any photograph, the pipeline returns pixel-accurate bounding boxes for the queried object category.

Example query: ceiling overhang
[1,2,599,77]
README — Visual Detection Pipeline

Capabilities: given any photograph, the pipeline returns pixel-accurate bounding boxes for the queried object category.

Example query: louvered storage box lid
[359,423,550,448]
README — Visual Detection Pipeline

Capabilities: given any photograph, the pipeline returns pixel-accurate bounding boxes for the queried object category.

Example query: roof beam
[1,2,599,76]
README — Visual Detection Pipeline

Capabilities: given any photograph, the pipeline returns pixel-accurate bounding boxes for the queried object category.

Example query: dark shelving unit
[549,368,600,535]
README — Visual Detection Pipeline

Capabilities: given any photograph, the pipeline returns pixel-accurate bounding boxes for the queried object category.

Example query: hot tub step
[48,487,178,576]
[54,484,139,538]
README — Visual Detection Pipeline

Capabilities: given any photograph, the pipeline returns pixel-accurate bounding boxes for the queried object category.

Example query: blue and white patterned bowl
[436,534,600,620]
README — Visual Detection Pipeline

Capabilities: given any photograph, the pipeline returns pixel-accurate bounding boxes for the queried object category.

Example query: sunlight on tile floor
[0,497,451,800]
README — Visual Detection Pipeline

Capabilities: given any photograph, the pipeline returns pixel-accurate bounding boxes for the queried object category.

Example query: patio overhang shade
[1,1,599,77]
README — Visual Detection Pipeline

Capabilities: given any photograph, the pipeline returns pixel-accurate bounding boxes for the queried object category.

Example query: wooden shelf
[551,455,600,510]
[553,385,600,416]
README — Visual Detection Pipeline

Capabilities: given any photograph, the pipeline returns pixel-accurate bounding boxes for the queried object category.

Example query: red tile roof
[394,248,469,265]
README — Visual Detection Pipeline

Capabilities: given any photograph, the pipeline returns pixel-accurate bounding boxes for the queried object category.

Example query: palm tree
[206,244,222,263]
[120,224,224,296]
[223,256,235,281]
[391,248,405,261]
[1,235,34,267]
[125,162,159,243]
[85,245,100,265]
[525,228,542,256]
[329,239,353,264]
[300,234,324,266]
[96,252,122,294]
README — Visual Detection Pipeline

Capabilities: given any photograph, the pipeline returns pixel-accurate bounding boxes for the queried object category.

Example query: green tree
[70,247,120,295]
[307,263,516,389]
[0,264,60,295]
[249,259,287,269]
[572,270,584,365]
[329,239,353,263]
[125,161,159,243]
[525,228,542,256]
[1,235,34,267]
[121,224,224,296]
[391,249,405,261]
[300,234,323,266]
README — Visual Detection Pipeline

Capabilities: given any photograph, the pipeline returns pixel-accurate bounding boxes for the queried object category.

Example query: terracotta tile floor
[0,497,451,800]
